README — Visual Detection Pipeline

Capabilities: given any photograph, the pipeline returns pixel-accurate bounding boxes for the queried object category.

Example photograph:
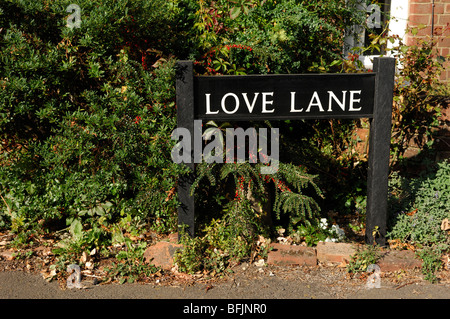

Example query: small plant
[292,221,329,246]
[358,24,449,166]
[388,160,450,282]
[346,244,381,274]
[174,210,257,275]
[416,245,446,283]
[106,238,158,284]
[289,218,345,246]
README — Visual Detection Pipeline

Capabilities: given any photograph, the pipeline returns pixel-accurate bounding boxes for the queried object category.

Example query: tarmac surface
[1,230,448,316]
[0,262,448,317]
[1,262,448,299]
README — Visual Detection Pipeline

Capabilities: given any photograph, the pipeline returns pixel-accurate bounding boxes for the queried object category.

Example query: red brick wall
[406,0,450,83]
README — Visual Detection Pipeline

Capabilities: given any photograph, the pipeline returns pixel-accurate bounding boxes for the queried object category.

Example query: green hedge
[0,0,188,232]
[0,0,366,234]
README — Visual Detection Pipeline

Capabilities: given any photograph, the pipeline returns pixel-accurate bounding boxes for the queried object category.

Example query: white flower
[330,224,346,240]
[320,218,328,229]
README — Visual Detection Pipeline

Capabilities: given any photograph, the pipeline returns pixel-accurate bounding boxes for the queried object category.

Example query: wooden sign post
[175,57,395,246]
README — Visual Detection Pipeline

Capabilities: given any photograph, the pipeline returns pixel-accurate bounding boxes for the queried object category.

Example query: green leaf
[230,7,241,19]
[69,219,83,242]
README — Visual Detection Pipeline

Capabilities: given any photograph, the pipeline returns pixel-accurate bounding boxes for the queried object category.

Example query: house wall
[406,0,450,83]
[350,1,449,163]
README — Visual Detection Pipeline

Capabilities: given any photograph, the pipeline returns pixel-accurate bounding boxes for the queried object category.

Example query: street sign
[175,57,395,246]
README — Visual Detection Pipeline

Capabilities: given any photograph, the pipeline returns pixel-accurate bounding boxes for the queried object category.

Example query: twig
[395,281,416,290]
[0,192,12,217]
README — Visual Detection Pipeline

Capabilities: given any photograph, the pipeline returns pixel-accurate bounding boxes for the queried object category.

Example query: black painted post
[175,61,195,239]
[365,57,395,246]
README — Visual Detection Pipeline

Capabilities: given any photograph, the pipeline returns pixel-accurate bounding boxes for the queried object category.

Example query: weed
[346,245,381,274]
[106,238,158,284]
[388,160,450,282]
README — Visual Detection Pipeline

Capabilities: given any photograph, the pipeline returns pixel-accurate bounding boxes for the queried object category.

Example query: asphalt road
[0,267,448,317]
[1,266,448,299]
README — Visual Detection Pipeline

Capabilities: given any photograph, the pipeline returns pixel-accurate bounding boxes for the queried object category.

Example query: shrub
[188,0,365,75]
[388,160,450,281]
[0,0,188,236]
[388,160,450,246]
[355,24,449,167]
[3,0,446,281]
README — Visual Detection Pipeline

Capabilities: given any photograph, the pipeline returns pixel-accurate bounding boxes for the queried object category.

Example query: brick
[0,250,14,261]
[437,35,450,48]
[439,47,449,57]
[410,3,433,14]
[143,241,183,270]
[434,25,445,36]
[408,14,431,26]
[316,242,359,264]
[403,147,420,158]
[446,4,450,13]
[438,14,450,25]
[440,107,450,122]
[434,3,445,14]
[377,250,422,272]
[267,243,317,266]
[440,70,450,83]
[416,25,432,36]
[353,128,369,154]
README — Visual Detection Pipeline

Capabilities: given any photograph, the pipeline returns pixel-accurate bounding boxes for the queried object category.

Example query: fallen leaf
[254,259,265,267]
[205,285,214,292]
[406,209,417,216]
[441,218,450,231]
[79,251,88,264]
[165,187,176,202]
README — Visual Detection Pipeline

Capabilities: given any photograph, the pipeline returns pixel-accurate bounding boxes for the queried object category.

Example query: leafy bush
[0,0,188,236]
[1,0,447,281]
[174,156,323,274]
[388,160,450,246]
[354,23,449,166]
[388,160,450,281]
[187,0,365,75]
[346,244,381,274]
[390,31,448,166]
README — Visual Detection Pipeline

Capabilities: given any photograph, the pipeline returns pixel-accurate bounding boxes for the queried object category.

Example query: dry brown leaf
[441,218,450,231]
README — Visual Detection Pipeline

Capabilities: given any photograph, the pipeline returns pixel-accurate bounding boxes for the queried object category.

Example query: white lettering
[242,92,260,113]
[306,91,324,112]
[327,91,347,112]
[261,92,275,113]
[227,304,267,315]
[184,303,217,316]
[349,90,362,111]
[221,93,240,114]
[290,92,303,112]
[205,93,219,114]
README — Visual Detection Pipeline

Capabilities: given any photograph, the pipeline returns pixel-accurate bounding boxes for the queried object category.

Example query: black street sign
[176,57,395,246]
[194,73,375,120]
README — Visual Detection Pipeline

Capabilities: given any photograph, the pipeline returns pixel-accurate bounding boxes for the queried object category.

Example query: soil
[1,230,449,302]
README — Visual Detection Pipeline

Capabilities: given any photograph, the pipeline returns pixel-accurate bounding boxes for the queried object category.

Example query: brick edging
[267,242,423,272]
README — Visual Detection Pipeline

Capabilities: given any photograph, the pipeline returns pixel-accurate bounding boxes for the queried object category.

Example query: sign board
[175,57,395,246]
[194,73,375,120]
